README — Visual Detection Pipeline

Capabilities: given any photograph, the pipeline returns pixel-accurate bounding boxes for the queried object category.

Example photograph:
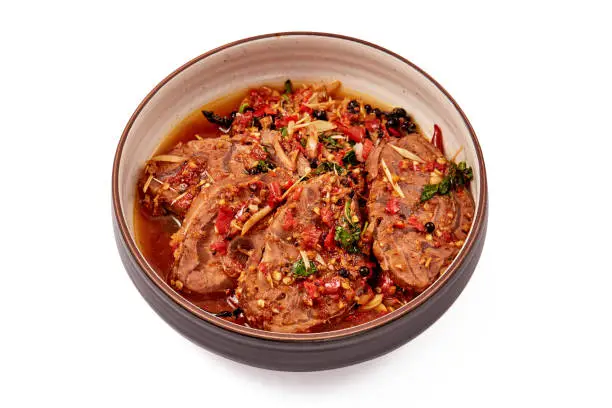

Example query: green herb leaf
[312,161,346,176]
[334,225,361,254]
[281,127,288,138]
[342,150,359,166]
[320,135,341,150]
[438,177,451,195]
[247,160,276,175]
[292,258,317,277]
[420,161,474,202]
[344,200,352,224]
[238,103,249,114]
[284,79,293,94]
[420,184,439,202]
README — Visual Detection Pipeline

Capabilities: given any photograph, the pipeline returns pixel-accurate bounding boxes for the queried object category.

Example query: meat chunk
[168,169,294,297]
[138,138,252,217]
[367,134,475,291]
[237,173,370,333]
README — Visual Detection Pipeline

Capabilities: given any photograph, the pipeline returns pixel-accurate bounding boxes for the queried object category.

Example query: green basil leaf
[284,79,293,94]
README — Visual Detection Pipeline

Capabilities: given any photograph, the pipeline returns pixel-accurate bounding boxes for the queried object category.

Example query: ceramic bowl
[112,32,488,371]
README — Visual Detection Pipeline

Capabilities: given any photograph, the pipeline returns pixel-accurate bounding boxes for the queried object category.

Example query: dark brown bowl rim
[112,31,488,342]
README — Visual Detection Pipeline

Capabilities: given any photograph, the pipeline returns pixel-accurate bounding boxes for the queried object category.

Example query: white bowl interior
[117,34,482,258]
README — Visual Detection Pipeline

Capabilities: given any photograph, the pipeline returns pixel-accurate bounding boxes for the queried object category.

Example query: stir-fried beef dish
[135,80,475,333]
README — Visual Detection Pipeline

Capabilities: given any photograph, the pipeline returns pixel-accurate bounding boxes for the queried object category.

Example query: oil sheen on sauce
[134,85,396,326]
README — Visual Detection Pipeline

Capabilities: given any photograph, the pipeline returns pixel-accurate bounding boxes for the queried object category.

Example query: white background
[1,1,610,407]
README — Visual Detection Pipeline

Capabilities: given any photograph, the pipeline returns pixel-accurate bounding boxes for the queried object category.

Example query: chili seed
[425,222,435,233]
[359,266,370,277]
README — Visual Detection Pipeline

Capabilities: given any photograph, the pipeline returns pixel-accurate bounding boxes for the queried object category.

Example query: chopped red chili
[215,206,235,236]
[210,240,228,255]
[407,215,426,232]
[385,197,401,215]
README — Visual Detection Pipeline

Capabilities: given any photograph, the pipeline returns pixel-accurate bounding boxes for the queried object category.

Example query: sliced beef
[139,137,285,218]
[237,173,370,333]
[367,134,475,291]
[138,138,244,217]
[168,170,294,297]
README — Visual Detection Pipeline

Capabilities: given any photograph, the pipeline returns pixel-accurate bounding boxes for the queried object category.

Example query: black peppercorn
[425,222,435,233]
[373,108,383,118]
[364,104,372,114]
[312,109,328,120]
[401,119,416,133]
[338,268,349,278]
[232,307,243,317]
[252,117,262,130]
[347,100,360,113]
[386,117,399,128]
[359,266,370,277]
[391,107,407,118]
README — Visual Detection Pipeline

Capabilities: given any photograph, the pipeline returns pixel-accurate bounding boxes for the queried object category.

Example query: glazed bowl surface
[112,32,488,371]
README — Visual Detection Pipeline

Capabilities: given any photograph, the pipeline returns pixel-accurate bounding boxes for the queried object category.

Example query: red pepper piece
[299,104,313,114]
[324,277,341,294]
[336,122,365,143]
[267,181,282,207]
[432,124,444,154]
[301,225,322,249]
[210,240,228,255]
[324,226,336,249]
[282,210,297,231]
[385,197,400,215]
[365,119,380,133]
[320,206,334,226]
[215,206,235,236]
[407,215,426,232]
[304,281,319,298]
[291,185,304,201]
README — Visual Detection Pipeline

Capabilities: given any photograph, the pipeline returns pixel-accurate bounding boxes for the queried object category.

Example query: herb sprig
[312,161,346,176]
[292,257,317,277]
[246,160,276,175]
[334,199,361,254]
[420,161,473,202]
